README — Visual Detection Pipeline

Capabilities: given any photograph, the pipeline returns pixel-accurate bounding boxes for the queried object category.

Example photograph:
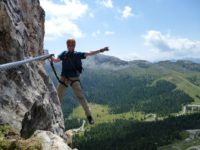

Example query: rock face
[0,0,65,138]
[33,130,76,150]
[21,99,64,138]
[0,0,44,63]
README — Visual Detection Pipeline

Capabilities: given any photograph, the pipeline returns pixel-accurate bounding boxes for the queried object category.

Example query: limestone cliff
[0,0,65,138]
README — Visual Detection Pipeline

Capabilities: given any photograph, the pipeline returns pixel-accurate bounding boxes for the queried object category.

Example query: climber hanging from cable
[49,38,109,124]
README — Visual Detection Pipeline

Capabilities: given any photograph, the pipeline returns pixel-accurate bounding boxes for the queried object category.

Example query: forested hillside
[74,113,200,150]
[45,55,200,117]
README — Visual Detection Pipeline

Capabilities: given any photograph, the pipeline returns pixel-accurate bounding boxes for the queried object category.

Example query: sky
[40,0,200,61]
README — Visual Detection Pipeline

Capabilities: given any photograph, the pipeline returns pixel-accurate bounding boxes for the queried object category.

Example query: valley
[45,54,200,149]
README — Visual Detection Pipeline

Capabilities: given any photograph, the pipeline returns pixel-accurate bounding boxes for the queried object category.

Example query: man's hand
[48,56,53,62]
[49,56,61,63]
[100,47,109,53]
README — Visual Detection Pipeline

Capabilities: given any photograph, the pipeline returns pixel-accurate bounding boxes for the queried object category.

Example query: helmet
[66,38,76,46]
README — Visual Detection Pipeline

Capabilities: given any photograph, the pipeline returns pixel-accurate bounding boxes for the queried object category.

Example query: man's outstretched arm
[85,47,109,57]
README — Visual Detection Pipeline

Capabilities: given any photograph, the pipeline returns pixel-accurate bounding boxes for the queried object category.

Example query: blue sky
[40,0,200,61]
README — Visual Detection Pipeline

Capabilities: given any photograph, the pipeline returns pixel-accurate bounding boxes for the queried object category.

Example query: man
[50,38,109,124]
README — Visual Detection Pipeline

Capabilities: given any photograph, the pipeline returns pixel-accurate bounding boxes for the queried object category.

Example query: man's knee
[71,82,83,94]
[75,91,85,101]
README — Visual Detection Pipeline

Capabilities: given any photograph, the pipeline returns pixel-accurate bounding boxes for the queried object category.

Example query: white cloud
[40,0,88,40]
[89,12,95,18]
[99,0,113,8]
[122,6,133,18]
[105,31,115,36]
[45,18,82,40]
[120,52,142,61]
[92,29,101,37]
[143,30,200,59]
[92,30,114,37]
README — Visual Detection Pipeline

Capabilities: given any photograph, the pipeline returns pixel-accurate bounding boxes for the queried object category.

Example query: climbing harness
[49,60,68,87]
[49,57,80,87]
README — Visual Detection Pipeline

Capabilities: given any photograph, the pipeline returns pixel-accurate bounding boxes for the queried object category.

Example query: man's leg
[57,77,68,104]
[71,80,93,120]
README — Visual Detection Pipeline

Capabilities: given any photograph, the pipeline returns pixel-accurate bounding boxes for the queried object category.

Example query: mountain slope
[160,72,200,103]
[45,54,200,116]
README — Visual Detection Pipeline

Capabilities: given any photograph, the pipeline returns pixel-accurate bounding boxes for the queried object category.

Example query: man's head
[66,38,76,52]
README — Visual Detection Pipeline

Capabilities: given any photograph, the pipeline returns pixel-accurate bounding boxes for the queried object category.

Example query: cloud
[143,30,200,59]
[89,12,95,18]
[99,0,113,8]
[92,30,115,37]
[40,0,88,40]
[120,52,142,61]
[122,6,133,18]
[105,31,115,36]
[92,29,101,37]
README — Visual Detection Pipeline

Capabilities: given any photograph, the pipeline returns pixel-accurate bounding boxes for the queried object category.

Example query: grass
[0,125,13,138]
[156,71,200,104]
[0,125,42,150]
[0,139,42,150]
[68,103,145,126]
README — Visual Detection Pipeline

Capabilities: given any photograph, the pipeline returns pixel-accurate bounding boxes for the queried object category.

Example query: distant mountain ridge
[83,54,200,69]
[83,54,129,70]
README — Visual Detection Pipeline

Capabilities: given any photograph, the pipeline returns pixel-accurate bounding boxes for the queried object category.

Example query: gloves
[100,47,109,53]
